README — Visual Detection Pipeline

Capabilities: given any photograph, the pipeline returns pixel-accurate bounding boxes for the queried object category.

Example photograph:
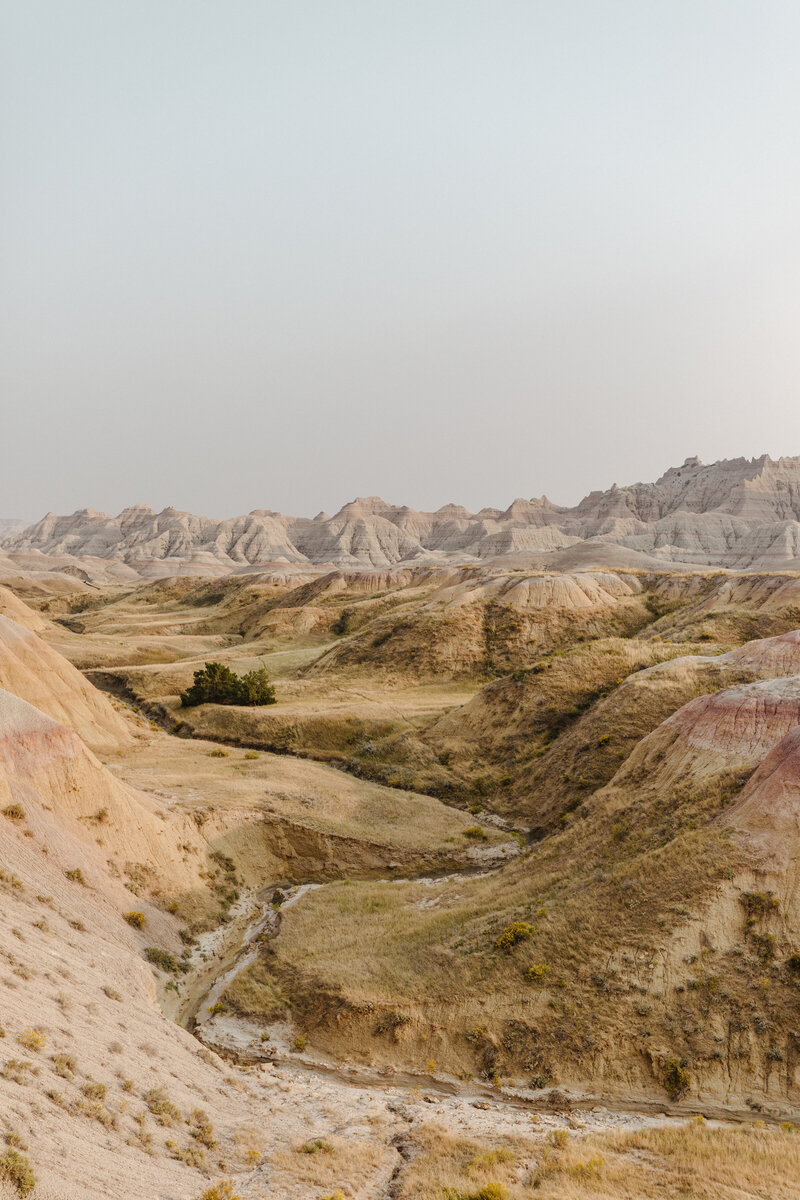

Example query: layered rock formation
[6,454,800,576]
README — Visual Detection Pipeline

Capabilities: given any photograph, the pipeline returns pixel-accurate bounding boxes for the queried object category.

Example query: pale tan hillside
[0,586,52,633]
[0,615,134,752]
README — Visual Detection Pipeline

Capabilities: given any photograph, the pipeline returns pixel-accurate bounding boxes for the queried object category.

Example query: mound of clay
[615,676,800,792]
[0,614,133,751]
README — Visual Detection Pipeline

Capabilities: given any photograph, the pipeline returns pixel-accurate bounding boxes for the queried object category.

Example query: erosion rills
[10,454,800,574]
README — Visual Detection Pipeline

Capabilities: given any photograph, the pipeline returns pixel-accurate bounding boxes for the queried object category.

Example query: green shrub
[0,1147,35,1196]
[664,1058,691,1099]
[188,1108,216,1148]
[741,891,779,929]
[529,1071,551,1089]
[144,947,189,975]
[181,662,276,708]
[300,1137,333,1154]
[124,911,145,928]
[51,1053,76,1078]
[332,608,353,635]
[145,1086,181,1125]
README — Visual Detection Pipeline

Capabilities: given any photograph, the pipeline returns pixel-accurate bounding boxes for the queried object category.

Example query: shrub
[0,1147,35,1196]
[529,1071,551,1089]
[495,922,535,952]
[463,826,488,841]
[16,1029,45,1053]
[300,1137,333,1153]
[741,891,779,929]
[193,1183,240,1200]
[243,751,259,760]
[550,1128,569,1148]
[82,1080,107,1102]
[209,749,228,757]
[466,1186,508,1200]
[166,1139,206,1168]
[145,1086,181,1125]
[124,911,145,928]
[181,662,276,708]
[294,1035,307,1052]
[468,1147,514,1169]
[189,1109,216,1148]
[144,947,189,975]
[52,1053,76,1078]
[332,608,353,635]
[65,867,86,885]
[2,805,25,821]
[525,963,549,981]
[787,952,800,974]
[569,1156,604,1178]
[664,1058,691,1099]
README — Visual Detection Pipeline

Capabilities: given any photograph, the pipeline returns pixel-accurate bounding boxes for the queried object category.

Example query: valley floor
[2,561,800,1197]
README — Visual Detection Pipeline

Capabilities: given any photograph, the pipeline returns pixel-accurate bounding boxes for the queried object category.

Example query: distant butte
[4,454,800,576]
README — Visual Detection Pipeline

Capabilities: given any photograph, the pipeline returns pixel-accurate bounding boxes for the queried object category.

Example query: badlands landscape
[3,456,800,1198]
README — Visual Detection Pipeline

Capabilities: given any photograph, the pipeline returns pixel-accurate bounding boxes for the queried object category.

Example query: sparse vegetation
[300,1137,334,1154]
[192,1183,240,1200]
[0,1146,35,1196]
[51,1053,76,1078]
[16,1029,45,1053]
[144,947,189,975]
[188,1108,216,1148]
[144,1085,181,1125]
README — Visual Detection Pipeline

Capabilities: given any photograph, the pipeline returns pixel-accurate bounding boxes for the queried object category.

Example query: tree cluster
[180,661,276,708]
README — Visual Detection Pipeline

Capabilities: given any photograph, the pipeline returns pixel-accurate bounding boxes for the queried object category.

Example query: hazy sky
[3,1,800,521]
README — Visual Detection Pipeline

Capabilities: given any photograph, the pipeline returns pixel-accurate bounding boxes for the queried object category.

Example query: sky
[3,1,800,521]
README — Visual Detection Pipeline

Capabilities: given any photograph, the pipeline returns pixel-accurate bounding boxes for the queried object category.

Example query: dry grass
[105,731,511,859]
[269,754,766,1086]
[268,1135,388,1193]
[220,959,288,1021]
[395,1119,800,1199]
